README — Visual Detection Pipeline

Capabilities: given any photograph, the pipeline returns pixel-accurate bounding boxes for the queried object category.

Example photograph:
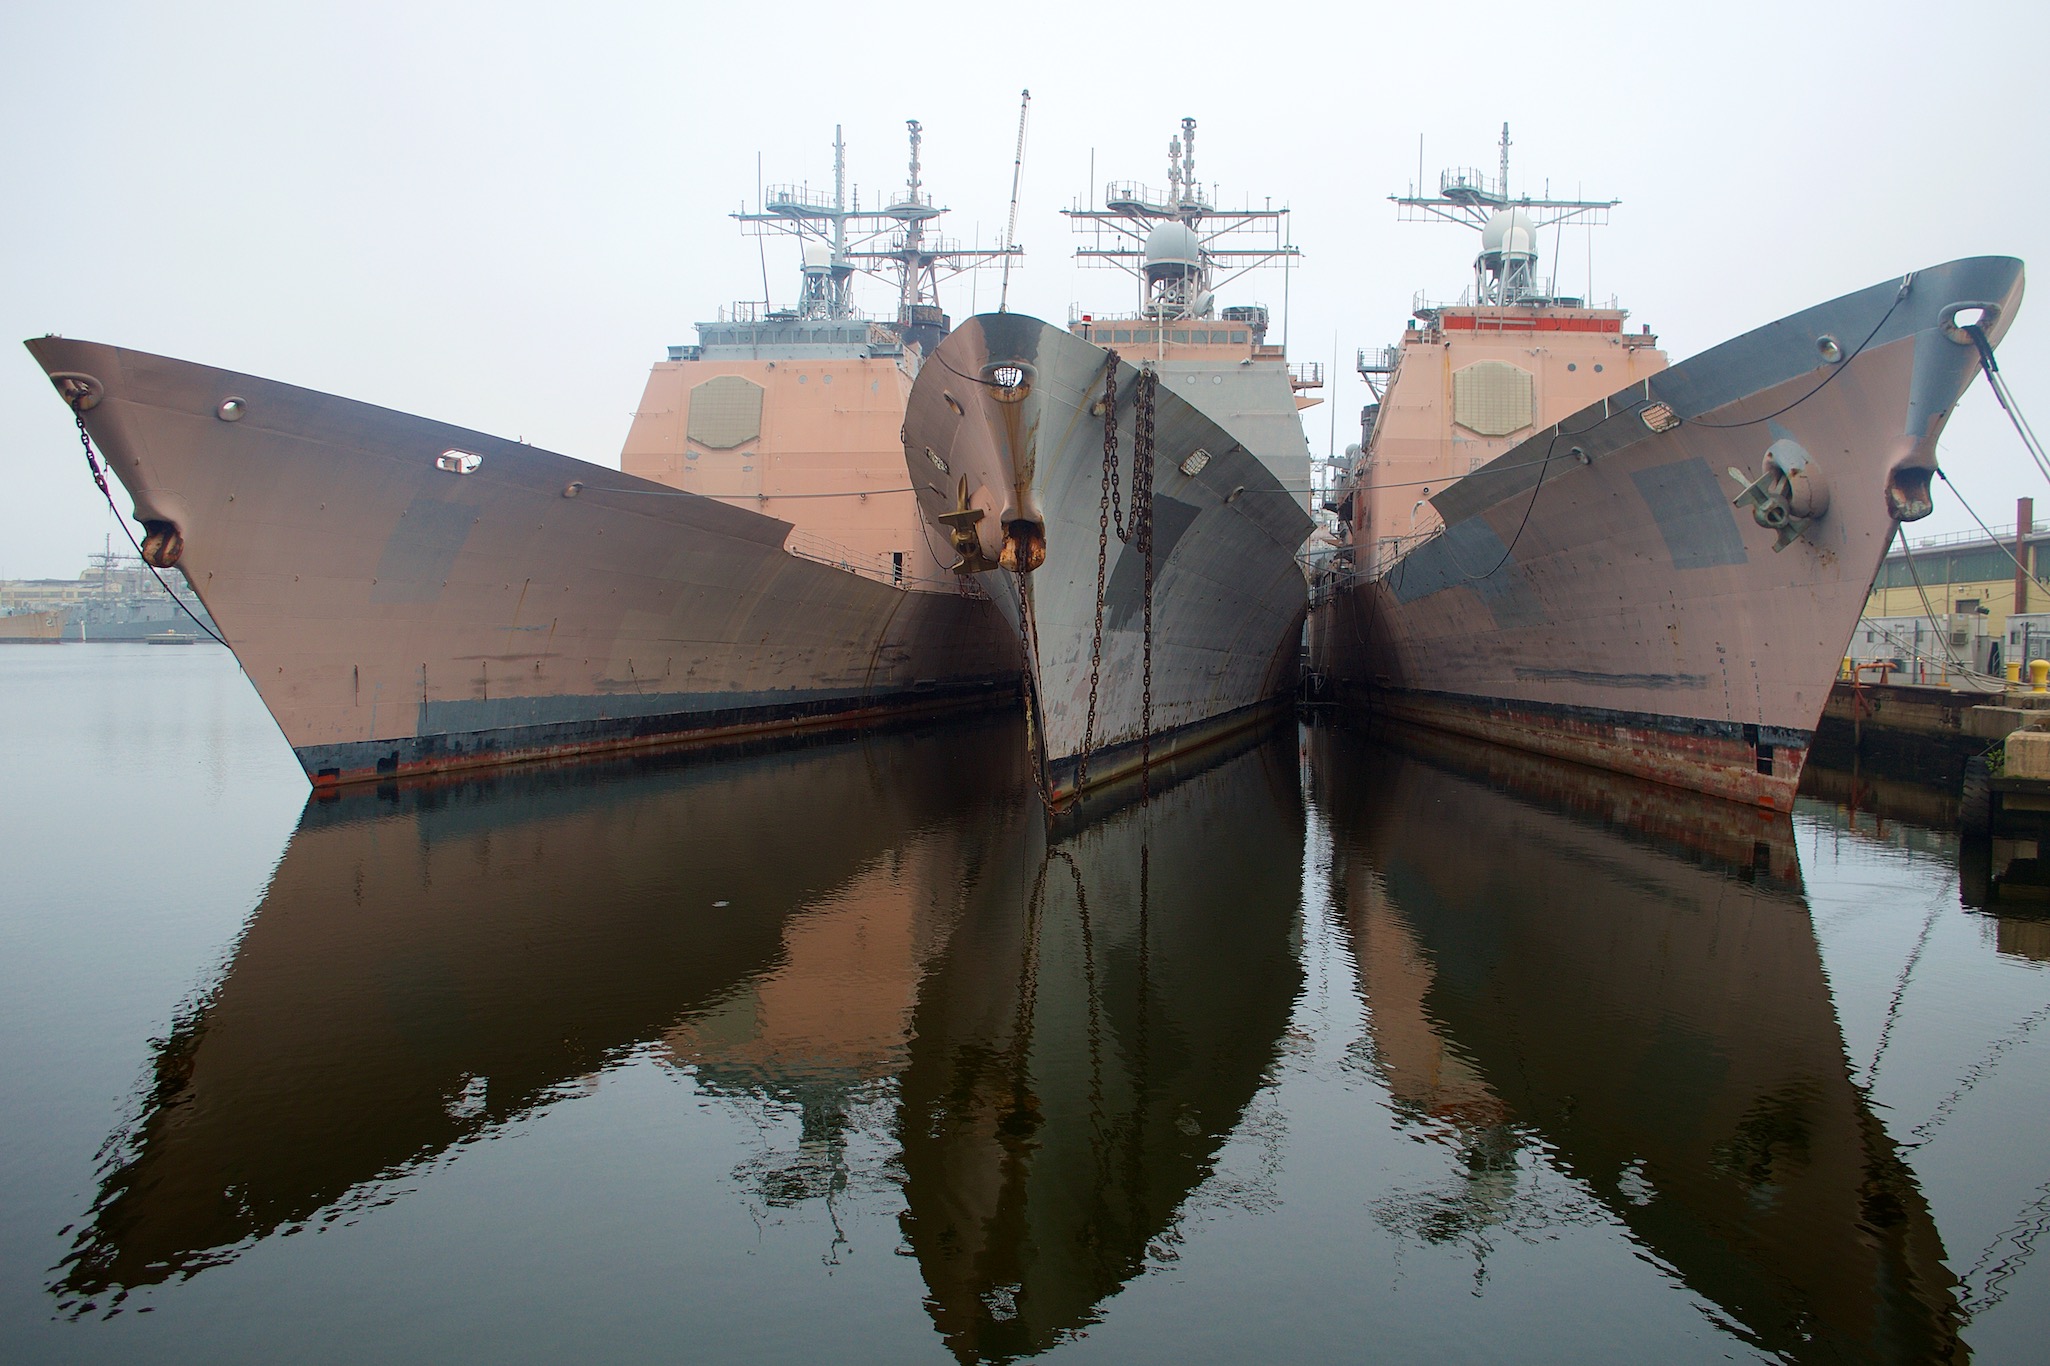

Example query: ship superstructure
[1309,129,2025,808]
[623,122,1020,583]
[1062,117,1321,483]
[1347,129,1664,575]
[901,120,1315,807]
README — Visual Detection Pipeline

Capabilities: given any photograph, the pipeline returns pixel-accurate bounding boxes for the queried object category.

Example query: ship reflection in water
[54,709,1978,1360]
[1313,722,1964,1364]
[54,715,1306,1358]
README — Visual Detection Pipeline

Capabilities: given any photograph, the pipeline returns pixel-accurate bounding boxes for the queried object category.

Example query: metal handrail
[1901,522,2040,553]
[1356,345,1400,375]
[782,531,988,598]
[763,184,836,213]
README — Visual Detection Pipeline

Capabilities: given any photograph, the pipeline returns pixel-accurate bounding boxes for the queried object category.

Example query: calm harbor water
[3,645,2047,1363]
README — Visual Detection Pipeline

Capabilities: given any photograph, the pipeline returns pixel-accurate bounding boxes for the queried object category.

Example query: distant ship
[902,120,1316,805]
[0,610,63,643]
[0,541,220,641]
[1308,127,2025,809]
[26,122,1019,787]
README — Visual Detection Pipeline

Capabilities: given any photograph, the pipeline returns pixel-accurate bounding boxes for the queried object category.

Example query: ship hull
[1311,257,2026,809]
[0,611,64,643]
[27,338,1019,786]
[904,313,1312,805]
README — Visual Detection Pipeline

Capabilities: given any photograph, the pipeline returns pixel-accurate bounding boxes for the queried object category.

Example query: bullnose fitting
[139,520,184,568]
[49,371,103,411]
[1000,519,1046,574]
[1886,465,1936,523]
[983,360,1034,403]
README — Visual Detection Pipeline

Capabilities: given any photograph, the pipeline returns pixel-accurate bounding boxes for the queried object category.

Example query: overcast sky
[3,0,2045,579]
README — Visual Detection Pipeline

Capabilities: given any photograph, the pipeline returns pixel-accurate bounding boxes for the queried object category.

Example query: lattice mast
[1065,117,1297,321]
[1391,122,1617,307]
[735,121,1021,334]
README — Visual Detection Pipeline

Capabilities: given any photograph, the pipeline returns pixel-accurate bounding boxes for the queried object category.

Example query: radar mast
[736,122,1021,352]
[1392,122,1618,307]
[1064,117,1298,323]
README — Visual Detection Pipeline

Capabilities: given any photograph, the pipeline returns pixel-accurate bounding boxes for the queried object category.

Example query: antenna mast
[1390,125,1617,307]
[1065,117,1298,328]
[999,89,1031,313]
[734,123,1022,338]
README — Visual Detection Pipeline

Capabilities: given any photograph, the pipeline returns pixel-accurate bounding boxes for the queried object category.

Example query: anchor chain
[1135,367,1157,799]
[1074,352,1158,806]
[75,409,112,501]
[69,407,229,649]
[1107,354,1132,544]
[1075,350,1122,797]
[1012,569,1052,809]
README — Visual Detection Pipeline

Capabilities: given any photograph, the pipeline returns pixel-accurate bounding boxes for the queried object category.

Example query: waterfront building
[1855,501,2047,679]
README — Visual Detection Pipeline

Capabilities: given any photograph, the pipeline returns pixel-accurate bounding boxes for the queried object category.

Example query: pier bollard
[2008,660,2023,686]
[2032,659,2049,694]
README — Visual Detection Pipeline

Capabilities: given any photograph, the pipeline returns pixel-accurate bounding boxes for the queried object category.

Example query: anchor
[937,476,999,573]
[1729,436,1831,551]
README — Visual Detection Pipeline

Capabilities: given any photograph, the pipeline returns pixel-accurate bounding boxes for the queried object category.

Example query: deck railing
[783,531,988,599]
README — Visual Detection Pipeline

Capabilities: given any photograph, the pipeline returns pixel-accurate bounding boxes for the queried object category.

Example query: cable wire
[1932,467,2050,599]
[1895,525,1989,682]
[1964,322,2050,488]
[1687,272,1913,430]
[72,412,229,648]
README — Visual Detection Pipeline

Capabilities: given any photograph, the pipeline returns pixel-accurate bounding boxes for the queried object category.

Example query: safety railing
[783,531,988,599]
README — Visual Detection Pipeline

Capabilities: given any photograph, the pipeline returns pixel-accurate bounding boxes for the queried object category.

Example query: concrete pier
[1815,678,2050,786]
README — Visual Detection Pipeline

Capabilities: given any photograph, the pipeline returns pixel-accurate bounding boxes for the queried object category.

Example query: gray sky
[4,0,2046,579]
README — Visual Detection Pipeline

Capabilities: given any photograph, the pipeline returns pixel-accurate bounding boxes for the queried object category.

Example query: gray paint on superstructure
[370,495,480,603]
[1161,362,1313,514]
[691,317,902,361]
[1630,458,1748,570]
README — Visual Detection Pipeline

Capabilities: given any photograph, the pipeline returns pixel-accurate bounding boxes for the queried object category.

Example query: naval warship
[1308,128,2025,809]
[26,123,1020,787]
[901,120,1316,807]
